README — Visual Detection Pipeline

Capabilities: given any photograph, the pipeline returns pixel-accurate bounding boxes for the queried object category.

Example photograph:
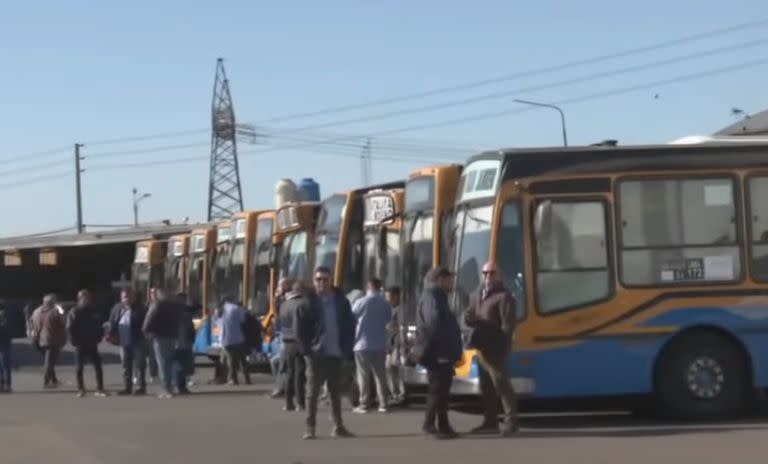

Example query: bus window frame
[529,194,616,316]
[614,172,746,289]
[741,172,768,283]
[494,199,528,324]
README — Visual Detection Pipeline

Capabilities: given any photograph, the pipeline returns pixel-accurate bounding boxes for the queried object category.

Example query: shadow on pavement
[11,340,125,368]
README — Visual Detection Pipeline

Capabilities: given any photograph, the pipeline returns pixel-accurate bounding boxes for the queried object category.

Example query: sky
[1,0,767,236]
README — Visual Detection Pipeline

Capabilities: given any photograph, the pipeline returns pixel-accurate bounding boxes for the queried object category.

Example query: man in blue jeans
[142,288,182,399]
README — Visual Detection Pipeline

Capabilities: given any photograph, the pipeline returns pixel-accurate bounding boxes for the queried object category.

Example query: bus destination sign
[364,194,395,226]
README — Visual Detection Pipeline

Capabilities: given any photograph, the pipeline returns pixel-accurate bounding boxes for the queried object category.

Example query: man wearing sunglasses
[464,261,519,437]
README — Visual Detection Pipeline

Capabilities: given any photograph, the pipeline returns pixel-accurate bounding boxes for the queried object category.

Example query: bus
[230,210,276,318]
[447,141,768,419]
[165,234,189,296]
[315,181,404,299]
[272,201,321,285]
[361,187,404,290]
[132,240,166,305]
[399,164,462,390]
[210,220,235,310]
[188,226,217,356]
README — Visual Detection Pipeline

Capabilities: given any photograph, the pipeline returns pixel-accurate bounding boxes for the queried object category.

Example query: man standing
[385,286,405,405]
[297,266,355,440]
[278,280,307,412]
[414,267,462,439]
[351,278,392,414]
[143,288,182,399]
[174,293,196,395]
[31,294,67,389]
[465,261,519,436]
[67,289,108,398]
[0,301,12,393]
[270,278,292,398]
[220,298,251,385]
[109,288,148,395]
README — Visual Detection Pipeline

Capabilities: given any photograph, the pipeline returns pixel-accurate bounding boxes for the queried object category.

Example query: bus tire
[655,330,750,420]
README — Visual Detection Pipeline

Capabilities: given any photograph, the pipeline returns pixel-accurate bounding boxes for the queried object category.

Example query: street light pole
[132,187,151,227]
[513,98,569,147]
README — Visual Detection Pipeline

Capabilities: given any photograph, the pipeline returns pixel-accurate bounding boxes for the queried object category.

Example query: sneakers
[352,406,369,414]
[302,427,316,440]
[76,390,86,398]
[94,391,109,397]
[331,426,354,438]
[157,392,174,399]
[378,406,389,413]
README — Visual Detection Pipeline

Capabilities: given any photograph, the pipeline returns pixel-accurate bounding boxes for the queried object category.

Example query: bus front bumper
[403,365,535,396]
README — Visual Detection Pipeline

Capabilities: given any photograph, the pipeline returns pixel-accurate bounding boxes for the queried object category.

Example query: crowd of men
[0,260,520,441]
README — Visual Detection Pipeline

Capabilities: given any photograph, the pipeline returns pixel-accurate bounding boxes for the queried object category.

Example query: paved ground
[3,340,768,463]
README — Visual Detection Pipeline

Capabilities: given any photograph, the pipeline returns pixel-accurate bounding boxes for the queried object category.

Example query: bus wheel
[655,331,749,420]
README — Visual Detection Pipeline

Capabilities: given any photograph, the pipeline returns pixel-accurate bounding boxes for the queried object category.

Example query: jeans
[423,363,454,431]
[174,348,194,392]
[120,343,147,391]
[271,347,286,394]
[0,343,11,389]
[355,350,389,408]
[43,347,60,387]
[305,355,344,429]
[386,353,404,400]
[224,343,250,384]
[75,345,104,392]
[153,337,177,394]
[282,341,305,409]
[477,351,518,427]
[146,340,159,378]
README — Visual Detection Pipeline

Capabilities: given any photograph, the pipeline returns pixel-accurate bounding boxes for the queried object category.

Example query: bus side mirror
[268,245,278,269]
[377,227,387,259]
[534,200,553,240]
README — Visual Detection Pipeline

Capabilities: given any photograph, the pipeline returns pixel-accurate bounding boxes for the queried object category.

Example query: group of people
[1,287,197,398]
[0,259,521,441]
[269,261,520,440]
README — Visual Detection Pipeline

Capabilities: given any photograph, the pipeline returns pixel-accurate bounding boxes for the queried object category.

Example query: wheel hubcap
[686,356,724,399]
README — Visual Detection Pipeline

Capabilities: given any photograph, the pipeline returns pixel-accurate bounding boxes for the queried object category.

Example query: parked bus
[165,234,189,296]
[230,210,276,317]
[315,181,404,299]
[132,240,166,305]
[210,220,234,309]
[447,141,768,419]
[272,201,321,285]
[361,187,404,290]
[399,164,462,392]
[188,226,217,356]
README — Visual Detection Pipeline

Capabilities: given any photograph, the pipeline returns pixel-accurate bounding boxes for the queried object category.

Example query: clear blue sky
[1,0,766,236]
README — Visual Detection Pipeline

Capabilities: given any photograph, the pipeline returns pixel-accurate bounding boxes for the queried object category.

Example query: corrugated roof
[0,224,200,251]
[715,109,768,135]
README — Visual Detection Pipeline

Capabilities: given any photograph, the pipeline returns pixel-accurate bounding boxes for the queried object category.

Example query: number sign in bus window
[748,176,768,281]
[535,201,610,314]
[619,177,740,286]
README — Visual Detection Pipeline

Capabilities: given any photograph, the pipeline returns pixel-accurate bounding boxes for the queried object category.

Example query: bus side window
[748,176,768,281]
[535,200,611,314]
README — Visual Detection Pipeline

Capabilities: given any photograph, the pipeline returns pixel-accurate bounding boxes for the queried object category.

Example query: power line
[264,38,768,134]
[0,146,71,165]
[0,171,72,192]
[257,18,768,123]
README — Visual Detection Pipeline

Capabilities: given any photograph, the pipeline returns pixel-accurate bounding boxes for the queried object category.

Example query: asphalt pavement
[2,340,768,463]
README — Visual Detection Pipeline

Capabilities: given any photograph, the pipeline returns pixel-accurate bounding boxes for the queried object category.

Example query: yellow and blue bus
[132,240,166,305]
[188,226,217,357]
[448,141,768,419]
[361,187,404,291]
[164,234,189,296]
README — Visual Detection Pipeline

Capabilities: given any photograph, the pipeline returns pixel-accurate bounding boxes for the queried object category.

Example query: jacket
[465,285,516,358]
[143,300,182,339]
[176,309,196,350]
[66,304,104,348]
[108,302,147,345]
[414,284,463,368]
[0,309,10,346]
[351,292,392,352]
[296,287,355,360]
[278,290,304,342]
[30,305,67,349]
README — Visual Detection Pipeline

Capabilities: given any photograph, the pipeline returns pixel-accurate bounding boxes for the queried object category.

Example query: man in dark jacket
[415,267,463,439]
[67,289,108,398]
[297,266,355,440]
[0,301,12,392]
[174,293,196,395]
[109,287,148,396]
[143,288,182,399]
[465,261,519,436]
[279,280,307,412]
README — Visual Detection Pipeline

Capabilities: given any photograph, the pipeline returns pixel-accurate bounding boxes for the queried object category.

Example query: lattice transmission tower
[207,58,256,221]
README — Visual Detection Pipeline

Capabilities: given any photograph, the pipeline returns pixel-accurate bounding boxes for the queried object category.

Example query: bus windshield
[188,253,205,307]
[451,204,494,316]
[316,194,346,275]
[212,244,234,304]
[230,239,246,305]
[402,212,434,325]
[363,229,401,290]
[281,230,311,283]
[315,231,339,273]
[164,255,183,295]
[250,218,273,315]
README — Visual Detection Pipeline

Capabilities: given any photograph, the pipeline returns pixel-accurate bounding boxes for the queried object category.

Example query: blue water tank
[297,178,320,202]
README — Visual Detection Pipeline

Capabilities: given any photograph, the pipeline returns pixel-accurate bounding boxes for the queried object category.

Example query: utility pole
[132,187,151,227]
[360,137,372,185]
[74,143,84,233]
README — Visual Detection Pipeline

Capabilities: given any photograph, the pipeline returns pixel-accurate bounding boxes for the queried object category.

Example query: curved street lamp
[513,98,569,147]
[132,187,151,227]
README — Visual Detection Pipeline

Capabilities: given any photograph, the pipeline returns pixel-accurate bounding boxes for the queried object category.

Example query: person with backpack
[30,294,68,389]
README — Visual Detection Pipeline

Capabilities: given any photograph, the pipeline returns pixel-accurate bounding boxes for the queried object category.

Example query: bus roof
[330,180,406,197]
[465,141,768,181]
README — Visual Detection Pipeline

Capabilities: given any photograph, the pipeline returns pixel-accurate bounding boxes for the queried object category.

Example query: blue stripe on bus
[464,305,768,398]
